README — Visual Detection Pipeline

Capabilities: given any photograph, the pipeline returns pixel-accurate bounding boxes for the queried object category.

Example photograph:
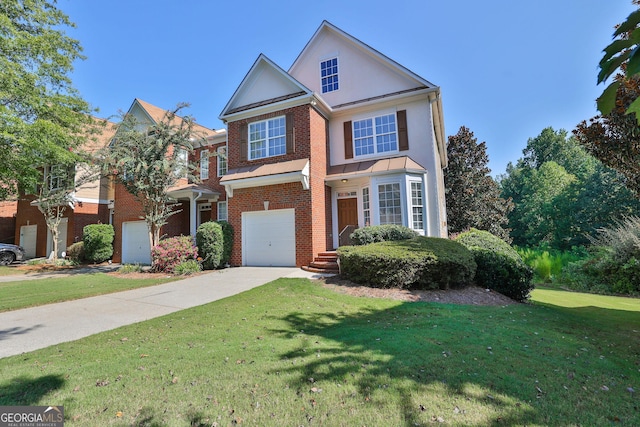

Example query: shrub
[152,235,198,273]
[83,224,114,263]
[350,225,419,246]
[455,229,533,302]
[66,241,85,263]
[216,220,234,265]
[196,221,224,270]
[118,264,142,274]
[174,259,203,275]
[338,237,476,290]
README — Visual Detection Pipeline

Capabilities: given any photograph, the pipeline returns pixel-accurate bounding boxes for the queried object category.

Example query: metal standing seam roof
[219,158,310,182]
[325,156,426,179]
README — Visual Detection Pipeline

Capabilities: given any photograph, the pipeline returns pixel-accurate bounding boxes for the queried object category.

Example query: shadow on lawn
[0,374,65,406]
[273,302,536,426]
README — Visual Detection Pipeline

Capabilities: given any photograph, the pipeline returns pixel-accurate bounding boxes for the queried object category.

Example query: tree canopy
[500,127,640,249]
[0,0,95,200]
[444,126,512,242]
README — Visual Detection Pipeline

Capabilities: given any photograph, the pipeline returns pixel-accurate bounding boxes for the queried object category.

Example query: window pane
[200,150,209,180]
[321,57,339,93]
[411,182,424,230]
[378,183,402,225]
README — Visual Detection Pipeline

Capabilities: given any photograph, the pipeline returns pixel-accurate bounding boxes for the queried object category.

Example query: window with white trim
[47,164,68,191]
[217,201,228,221]
[410,181,424,231]
[249,116,286,160]
[353,113,397,157]
[175,148,188,178]
[378,183,402,225]
[217,146,227,176]
[362,187,370,226]
[320,57,339,93]
[200,150,209,180]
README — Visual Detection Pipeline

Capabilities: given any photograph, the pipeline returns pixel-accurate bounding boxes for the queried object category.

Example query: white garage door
[20,225,37,259]
[242,209,295,266]
[122,221,151,265]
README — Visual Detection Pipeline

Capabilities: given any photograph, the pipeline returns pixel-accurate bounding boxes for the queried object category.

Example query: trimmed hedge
[350,224,419,246]
[196,221,224,270]
[216,220,234,266]
[455,229,533,302]
[338,237,476,290]
[83,224,114,263]
[66,241,85,263]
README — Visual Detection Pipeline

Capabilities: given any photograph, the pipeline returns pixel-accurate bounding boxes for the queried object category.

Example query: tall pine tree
[444,126,513,242]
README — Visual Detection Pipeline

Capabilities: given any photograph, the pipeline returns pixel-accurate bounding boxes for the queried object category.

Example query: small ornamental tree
[101,104,206,269]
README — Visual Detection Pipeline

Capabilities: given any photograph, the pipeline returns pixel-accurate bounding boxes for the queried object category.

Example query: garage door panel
[122,221,151,265]
[242,209,295,267]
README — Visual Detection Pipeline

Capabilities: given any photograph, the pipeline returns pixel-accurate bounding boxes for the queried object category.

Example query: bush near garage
[196,221,224,270]
[338,237,476,290]
[216,220,234,266]
[152,235,198,273]
[83,224,114,263]
[65,241,85,263]
[350,224,419,245]
[455,229,533,302]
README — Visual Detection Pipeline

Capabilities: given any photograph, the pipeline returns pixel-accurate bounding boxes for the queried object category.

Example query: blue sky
[60,0,636,176]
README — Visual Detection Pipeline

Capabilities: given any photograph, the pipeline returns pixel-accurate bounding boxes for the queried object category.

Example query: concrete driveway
[0,267,326,359]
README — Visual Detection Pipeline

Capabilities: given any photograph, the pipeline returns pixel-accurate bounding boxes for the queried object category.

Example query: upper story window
[175,148,188,178]
[353,113,397,157]
[320,57,339,93]
[47,164,69,191]
[200,150,209,180]
[217,146,227,176]
[249,116,286,160]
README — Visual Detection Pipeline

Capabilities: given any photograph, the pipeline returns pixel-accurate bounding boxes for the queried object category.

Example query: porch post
[189,194,197,236]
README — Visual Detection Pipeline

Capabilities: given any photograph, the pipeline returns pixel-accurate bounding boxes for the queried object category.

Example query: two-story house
[111,99,227,265]
[14,120,117,259]
[218,21,447,268]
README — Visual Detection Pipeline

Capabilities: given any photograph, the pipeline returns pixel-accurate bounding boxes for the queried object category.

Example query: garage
[242,209,295,266]
[122,221,152,265]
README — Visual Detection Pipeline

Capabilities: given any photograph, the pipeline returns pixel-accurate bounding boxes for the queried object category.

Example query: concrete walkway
[0,267,327,359]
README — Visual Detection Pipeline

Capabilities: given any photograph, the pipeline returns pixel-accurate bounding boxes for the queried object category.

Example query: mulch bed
[318,276,518,306]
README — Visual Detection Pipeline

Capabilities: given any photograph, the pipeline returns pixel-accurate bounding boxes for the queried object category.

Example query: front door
[337,198,358,245]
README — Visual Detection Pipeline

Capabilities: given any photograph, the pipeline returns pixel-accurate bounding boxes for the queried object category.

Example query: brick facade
[225,104,332,267]
[0,201,17,244]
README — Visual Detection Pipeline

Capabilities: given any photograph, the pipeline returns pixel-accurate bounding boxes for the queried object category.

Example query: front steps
[302,251,339,274]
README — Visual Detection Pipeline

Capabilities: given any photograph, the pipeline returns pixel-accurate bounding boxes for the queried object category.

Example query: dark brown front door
[337,198,358,234]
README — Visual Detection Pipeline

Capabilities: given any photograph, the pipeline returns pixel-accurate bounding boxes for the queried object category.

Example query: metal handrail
[338,224,357,247]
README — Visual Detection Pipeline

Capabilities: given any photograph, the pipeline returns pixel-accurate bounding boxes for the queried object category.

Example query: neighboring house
[217,21,447,267]
[111,99,227,265]
[14,121,117,259]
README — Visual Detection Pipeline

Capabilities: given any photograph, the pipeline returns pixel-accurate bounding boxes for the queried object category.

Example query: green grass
[0,274,176,312]
[0,266,28,276]
[1,278,639,426]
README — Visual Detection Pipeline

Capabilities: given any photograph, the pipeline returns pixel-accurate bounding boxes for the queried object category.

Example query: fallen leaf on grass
[116,411,123,418]
[96,380,109,387]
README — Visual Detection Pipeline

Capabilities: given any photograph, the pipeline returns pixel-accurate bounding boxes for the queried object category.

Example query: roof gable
[125,98,218,138]
[289,21,437,107]
[219,54,312,119]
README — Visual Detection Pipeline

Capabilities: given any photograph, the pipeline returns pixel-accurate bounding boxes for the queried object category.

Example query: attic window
[320,57,339,93]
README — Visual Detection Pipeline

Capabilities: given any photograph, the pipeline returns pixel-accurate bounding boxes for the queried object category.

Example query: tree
[32,150,100,261]
[0,0,96,200]
[101,104,204,264]
[574,75,640,196]
[500,127,640,248]
[444,126,513,242]
[596,0,640,119]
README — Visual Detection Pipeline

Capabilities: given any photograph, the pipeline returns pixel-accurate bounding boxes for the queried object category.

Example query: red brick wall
[13,195,108,257]
[0,201,17,244]
[226,104,332,266]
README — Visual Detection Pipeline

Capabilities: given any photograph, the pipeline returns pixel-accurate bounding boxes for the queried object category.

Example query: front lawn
[0,273,177,312]
[0,279,638,425]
